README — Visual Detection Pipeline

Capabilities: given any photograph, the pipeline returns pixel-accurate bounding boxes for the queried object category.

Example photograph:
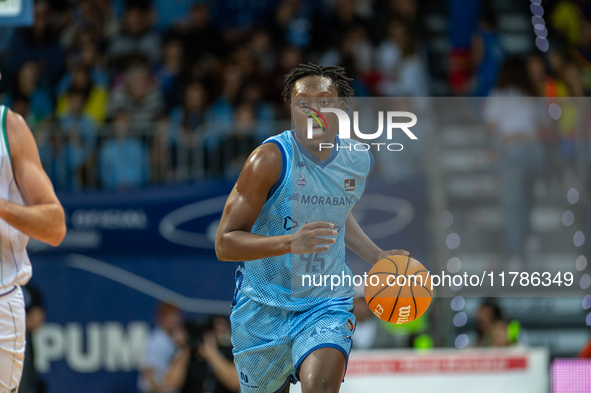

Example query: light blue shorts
[230,291,355,393]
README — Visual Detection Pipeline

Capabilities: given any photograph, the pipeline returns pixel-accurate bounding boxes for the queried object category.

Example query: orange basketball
[364,255,432,324]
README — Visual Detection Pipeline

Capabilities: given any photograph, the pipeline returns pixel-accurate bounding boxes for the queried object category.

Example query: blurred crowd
[1,0,591,193]
[0,0,429,191]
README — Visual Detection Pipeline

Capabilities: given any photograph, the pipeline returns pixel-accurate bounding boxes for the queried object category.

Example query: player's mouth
[311,124,325,138]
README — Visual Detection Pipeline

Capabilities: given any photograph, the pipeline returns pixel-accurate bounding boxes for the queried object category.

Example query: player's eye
[320,99,330,106]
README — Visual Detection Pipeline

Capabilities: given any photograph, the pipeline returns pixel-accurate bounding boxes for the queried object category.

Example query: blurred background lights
[453,312,468,327]
[451,296,465,311]
[574,231,585,247]
[576,255,588,271]
[455,334,469,348]
[580,274,590,290]
[447,257,462,273]
[549,103,562,119]
[439,211,453,227]
[567,188,579,204]
[446,233,461,249]
[562,210,574,227]
[535,37,549,52]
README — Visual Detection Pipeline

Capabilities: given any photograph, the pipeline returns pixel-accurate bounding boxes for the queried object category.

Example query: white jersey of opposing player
[0,106,31,293]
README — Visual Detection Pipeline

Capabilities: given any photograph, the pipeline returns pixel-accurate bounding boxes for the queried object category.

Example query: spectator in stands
[10,96,34,126]
[56,65,109,124]
[351,288,401,349]
[19,285,47,393]
[222,104,260,178]
[248,29,276,74]
[484,57,545,263]
[557,63,589,185]
[377,22,428,96]
[319,25,373,92]
[471,8,504,97]
[268,45,302,106]
[99,111,150,190]
[325,0,369,49]
[156,39,185,111]
[168,82,209,180]
[475,299,507,347]
[109,6,161,68]
[375,19,403,81]
[551,0,584,45]
[164,316,239,393]
[207,65,242,127]
[179,4,226,65]
[373,0,423,43]
[8,1,65,89]
[108,64,164,131]
[5,62,53,126]
[238,82,275,138]
[527,54,562,185]
[572,20,591,94]
[212,0,277,46]
[59,87,98,189]
[58,31,109,97]
[170,82,208,134]
[274,0,325,50]
[138,303,184,393]
[547,49,570,97]
[527,53,560,97]
[152,0,197,31]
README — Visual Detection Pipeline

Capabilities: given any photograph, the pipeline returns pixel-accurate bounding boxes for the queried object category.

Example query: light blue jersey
[233,130,374,311]
[231,130,373,392]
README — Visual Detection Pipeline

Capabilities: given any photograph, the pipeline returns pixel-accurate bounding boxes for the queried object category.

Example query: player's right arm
[215,143,337,262]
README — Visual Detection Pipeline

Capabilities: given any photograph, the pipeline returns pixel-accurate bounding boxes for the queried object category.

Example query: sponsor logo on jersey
[297,173,308,188]
[296,161,306,168]
[300,195,354,206]
[344,178,356,191]
[283,216,299,230]
[346,318,355,332]
[240,372,249,383]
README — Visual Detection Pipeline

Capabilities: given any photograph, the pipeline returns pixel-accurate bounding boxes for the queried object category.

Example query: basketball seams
[386,256,410,323]
[409,280,417,320]
[407,275,433,297]
[386,257,399,275]
[368,273,432,298]
[366,256,433,323]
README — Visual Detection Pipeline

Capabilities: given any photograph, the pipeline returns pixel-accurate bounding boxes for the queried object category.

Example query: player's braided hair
[281,63,355,104]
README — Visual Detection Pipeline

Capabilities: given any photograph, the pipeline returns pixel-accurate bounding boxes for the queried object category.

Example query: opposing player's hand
[291,221,337,255]
[377,249,410,263]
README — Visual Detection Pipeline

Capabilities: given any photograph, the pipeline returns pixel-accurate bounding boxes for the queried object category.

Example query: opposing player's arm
[0,110,66,246]
[345,212,408,265]
[215,143,337,262]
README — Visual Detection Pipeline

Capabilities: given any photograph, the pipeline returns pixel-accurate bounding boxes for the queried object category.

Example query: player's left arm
[345,212,408,265]
[0,110,66,246]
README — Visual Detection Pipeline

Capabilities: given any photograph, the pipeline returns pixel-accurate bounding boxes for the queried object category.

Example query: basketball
[364,255,432,324]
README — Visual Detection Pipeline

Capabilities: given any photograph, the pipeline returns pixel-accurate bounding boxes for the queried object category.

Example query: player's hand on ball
[291,221,337,254]
[376,249,410,264]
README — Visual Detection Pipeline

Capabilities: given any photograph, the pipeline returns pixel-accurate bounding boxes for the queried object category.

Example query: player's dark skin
[216,75,408,393]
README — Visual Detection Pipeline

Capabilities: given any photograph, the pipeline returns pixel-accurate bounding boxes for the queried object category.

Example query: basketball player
[0,102,66,392]
[215,63,408,393]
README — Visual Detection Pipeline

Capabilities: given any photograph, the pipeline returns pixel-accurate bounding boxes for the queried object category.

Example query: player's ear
[339,99,346,111]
